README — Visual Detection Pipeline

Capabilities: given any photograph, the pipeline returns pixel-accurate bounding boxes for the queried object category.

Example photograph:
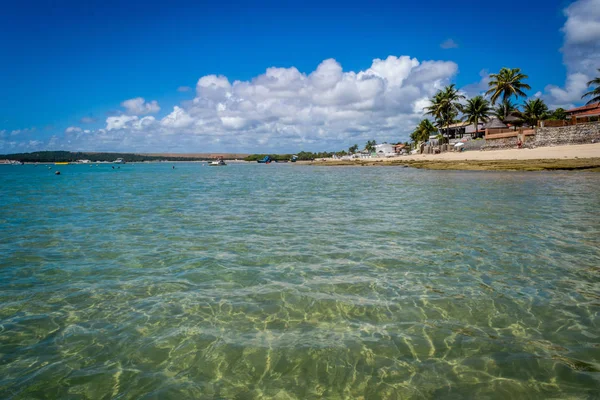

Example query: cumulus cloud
[2,55,459,153]
[542,0,600,108]
[161,106,194,129]
[65,126,82,133]
[106,115,139,131]
[440,39,459,49]
[121,97,161,115]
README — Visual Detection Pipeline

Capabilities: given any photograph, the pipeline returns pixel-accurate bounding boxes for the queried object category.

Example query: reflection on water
[0,164,599,398]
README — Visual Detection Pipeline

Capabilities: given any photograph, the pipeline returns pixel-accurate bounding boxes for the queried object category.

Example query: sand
[304,143,600,171]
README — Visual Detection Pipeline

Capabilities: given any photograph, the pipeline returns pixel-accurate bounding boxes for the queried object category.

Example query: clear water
[0,163,599,399]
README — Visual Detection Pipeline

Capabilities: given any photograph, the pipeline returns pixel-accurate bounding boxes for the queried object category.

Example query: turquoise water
[0,163,599,399]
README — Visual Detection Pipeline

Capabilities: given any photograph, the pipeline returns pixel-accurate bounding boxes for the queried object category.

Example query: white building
[373,143,395,157]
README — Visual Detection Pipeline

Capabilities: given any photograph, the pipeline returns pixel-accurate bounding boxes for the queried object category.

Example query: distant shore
[300,143,600,171]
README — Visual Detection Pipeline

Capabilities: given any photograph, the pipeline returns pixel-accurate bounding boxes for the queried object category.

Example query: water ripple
[0,164,599,399]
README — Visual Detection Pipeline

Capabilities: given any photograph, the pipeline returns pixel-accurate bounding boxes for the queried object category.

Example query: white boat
[114,158,126,164]
[208,158,227,166]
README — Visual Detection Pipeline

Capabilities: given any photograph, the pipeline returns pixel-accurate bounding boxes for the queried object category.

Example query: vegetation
[425,84,465,138]
[520,99,549,127]
[463,96,491,137]
[582,68,600,105]
[0,151,211,163]
[348,144,359,154]
[243,151,340,162]
[410,119,437,143]
[365,140,377,153]
[546,108,568,121]
[493,99,518,120]
[485,67,531,105]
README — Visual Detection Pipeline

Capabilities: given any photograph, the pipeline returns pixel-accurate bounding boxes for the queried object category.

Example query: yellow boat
[54,162,69,165]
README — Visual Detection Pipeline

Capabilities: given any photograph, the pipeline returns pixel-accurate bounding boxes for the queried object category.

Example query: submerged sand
[303,143,600,171]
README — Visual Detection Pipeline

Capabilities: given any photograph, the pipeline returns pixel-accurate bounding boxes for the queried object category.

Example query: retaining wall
[483,122,600,150]
[533,122,600,147]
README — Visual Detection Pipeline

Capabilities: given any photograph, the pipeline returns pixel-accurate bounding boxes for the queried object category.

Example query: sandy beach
[304,143,600,171]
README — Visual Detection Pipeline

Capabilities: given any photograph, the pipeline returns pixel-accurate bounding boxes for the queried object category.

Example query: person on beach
[517,138,523,149]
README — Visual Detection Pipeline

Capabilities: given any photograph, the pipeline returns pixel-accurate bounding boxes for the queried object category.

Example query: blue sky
[1,0,598,153]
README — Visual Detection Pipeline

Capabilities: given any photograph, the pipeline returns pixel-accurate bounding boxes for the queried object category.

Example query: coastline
[300,143,600,171]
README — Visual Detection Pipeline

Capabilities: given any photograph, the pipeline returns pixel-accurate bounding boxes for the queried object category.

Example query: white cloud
[562,0,600,47]
[542,0,600,107]
[544,72,590,107]
[121,97,161,115]
[2,55,458,153]
[65,126,82,133]
[160,106,194,129]
[106,115,139,131]
[440,39,459,49]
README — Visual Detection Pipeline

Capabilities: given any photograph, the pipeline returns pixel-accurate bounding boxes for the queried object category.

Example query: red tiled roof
[573,108,600,117]
[566,102,600,114]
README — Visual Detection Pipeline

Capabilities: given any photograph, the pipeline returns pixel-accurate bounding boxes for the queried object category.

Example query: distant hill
[0,151,249,163]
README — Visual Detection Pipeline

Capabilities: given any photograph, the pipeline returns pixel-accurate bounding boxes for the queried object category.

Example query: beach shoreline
[300,143,600,171]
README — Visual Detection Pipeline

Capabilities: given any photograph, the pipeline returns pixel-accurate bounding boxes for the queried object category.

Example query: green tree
[425,84,465,138]
[410,119,437,143]
[582,68,600,105]
[547,108,567,121]
[493,99,518,120]
[463,96,491,138]
[520,98,549,127]
[485,67,531,105]
[365,140,377,152]
[348,144,359,154]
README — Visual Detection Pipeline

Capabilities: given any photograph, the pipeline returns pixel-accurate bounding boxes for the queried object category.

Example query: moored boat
[209,158,227,166]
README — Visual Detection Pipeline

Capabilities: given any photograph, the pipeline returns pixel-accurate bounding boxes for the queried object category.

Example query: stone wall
[533,122,600,147]
[483,122,600,150]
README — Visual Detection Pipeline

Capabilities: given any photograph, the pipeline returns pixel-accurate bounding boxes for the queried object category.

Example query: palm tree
[486,68,531,105]
[582,68,600,105]
[410,119,437,143]
[463,96,491,138]
[493,99,517,120]
[425,84,465,139]
[520,99,549,127]
[365,140,377,153]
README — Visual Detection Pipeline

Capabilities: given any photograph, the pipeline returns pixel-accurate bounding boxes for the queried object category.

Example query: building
[373,143,395,157]
[393,143,407,154]
[565,102,600,123]
[443,122,486,139]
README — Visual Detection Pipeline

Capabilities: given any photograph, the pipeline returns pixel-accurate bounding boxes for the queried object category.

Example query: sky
[1,0,599,154]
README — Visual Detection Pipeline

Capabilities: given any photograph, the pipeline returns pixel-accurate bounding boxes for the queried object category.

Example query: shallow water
[0,163,599,399]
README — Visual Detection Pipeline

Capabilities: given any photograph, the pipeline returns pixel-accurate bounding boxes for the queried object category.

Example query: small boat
[114,158,126,164]
[209,158,227,166]
[257,156,272,164]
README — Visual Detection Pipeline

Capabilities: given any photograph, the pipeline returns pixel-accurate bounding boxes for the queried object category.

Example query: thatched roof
[483,118,508,129]
[503,114,521,123]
